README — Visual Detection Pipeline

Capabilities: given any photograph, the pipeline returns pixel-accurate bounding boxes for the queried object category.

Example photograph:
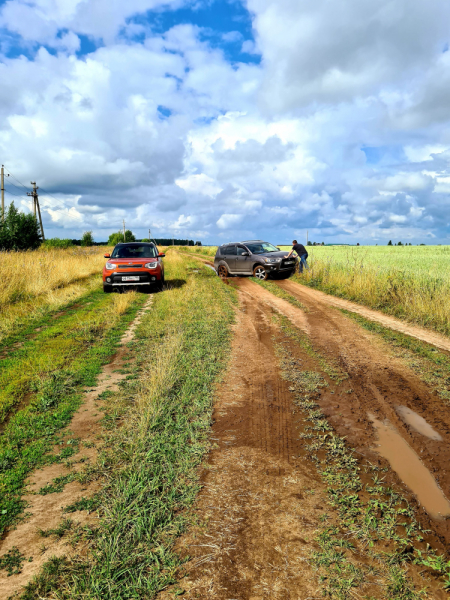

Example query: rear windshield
[111,245,157,258]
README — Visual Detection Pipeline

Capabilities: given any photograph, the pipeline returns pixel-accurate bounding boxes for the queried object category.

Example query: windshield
[111,245,157,259]
[246,242,279,254]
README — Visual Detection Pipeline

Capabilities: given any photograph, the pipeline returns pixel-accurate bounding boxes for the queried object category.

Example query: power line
[3,167,31,192]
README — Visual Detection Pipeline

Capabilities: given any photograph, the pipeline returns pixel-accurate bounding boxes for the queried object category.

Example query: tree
[195,241,202,246]
[108,230,135,245]
[307,241,312,246]
[0,201,41,250]
[397,241,403,246]
[81,231,94,246]
[387,240,393,245]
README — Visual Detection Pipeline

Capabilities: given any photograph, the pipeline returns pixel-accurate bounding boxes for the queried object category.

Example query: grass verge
[275,315,450,598]
[0,288,146,537]
[20,253,237,599]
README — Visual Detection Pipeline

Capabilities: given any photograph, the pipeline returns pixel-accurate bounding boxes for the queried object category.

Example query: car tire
[103,284,112,293]
[218,264,229,278]
[253,265,268,281]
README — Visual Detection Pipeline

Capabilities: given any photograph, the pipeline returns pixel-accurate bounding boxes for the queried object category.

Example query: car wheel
[253,265,268,281]
[218,264,228,278]
[103,284,112,293]
[156,279,164,292]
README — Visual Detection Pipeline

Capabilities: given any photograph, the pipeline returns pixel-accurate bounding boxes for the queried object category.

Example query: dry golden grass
[0,246,108,306]
[0,246,111,343]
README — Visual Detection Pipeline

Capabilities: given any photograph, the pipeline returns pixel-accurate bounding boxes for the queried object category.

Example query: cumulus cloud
[0,0,449,243]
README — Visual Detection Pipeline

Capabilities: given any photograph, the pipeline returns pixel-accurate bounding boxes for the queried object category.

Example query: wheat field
[297,245,450,334]
[0,246,110,342]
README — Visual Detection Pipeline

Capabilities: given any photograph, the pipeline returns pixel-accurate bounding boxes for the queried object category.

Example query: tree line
[0,203,202,250]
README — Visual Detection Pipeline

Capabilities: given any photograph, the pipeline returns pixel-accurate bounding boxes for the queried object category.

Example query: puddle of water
[396,405,443,441]
[368,413,450,519]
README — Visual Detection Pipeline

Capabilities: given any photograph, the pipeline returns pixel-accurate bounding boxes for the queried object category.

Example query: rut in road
[159,291,328,600]
[240,277,450,547]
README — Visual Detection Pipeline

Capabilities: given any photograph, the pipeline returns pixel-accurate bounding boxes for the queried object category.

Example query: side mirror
[277,247,281,250]
[242,251,250,256]
[158,252,166,257]
[104,253,111,258]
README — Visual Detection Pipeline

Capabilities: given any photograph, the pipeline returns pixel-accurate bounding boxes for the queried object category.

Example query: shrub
[81,231,94,247]
[108,230,135,245]
[42,238,73,249]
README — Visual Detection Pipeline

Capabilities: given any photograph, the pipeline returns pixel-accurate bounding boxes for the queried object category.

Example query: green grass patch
[0,289,146,538]
[21,255,237,599]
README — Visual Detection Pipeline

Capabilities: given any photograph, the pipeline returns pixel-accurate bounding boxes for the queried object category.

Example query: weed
[38,474,75,495]
[0,546,29,576]
[63,496,99,514]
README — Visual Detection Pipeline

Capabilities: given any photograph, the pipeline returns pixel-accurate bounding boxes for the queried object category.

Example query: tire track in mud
[238,277,450,547]
[0,298,153,599]
[159,292,327,600]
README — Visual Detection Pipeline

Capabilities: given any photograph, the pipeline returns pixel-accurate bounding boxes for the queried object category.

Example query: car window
[245,242,278,254]
[111,245,157,258]
[226,245,237,255]
[237,246,248,256]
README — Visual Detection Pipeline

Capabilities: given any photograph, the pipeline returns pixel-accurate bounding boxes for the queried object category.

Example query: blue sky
[0,0,450,244]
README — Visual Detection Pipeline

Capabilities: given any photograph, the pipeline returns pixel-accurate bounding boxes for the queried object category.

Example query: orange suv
[103,242,165,293]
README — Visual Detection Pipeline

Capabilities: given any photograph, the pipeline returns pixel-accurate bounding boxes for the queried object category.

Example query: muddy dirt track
[160,288,327,600]
[240,277,450,544]
[164,259,450,598]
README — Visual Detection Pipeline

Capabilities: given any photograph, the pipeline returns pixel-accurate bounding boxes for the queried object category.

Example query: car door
[235,245,251,273]
[222,244,237,271]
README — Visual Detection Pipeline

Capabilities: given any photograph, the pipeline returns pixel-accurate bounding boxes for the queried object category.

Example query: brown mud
[0,298,153,599]
[238,278,450,546]
[159,292,328,600]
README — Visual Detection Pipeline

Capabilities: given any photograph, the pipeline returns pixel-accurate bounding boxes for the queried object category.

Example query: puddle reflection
[396,405,442,441]
[368,413,450,519]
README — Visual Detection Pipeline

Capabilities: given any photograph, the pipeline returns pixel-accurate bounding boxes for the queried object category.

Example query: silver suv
[214,240,297,280]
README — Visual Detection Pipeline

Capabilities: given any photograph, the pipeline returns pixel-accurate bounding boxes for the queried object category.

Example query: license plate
[122,276,139,281]
[285,260,294,264]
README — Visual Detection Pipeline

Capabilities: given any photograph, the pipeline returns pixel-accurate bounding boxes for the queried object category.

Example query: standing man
[285,240,309,273]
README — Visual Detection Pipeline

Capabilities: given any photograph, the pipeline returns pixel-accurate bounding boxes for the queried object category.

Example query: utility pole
[27,182,45,240]
[123,219,126,242]
[1,166,4,221]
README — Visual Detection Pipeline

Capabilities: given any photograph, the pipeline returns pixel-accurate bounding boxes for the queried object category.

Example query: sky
[0,0,450,245]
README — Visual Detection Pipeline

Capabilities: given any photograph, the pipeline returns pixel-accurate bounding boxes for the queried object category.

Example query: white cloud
[0,0,450,243]
[216,213,244,229]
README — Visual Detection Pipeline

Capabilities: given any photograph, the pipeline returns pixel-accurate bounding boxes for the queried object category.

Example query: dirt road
[162,263,450,598]
[239,277,450,544]
[160,290,330,599]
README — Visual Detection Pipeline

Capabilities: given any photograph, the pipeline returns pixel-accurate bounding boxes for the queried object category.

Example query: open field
[0,247,112,344]
[2,249,450,598]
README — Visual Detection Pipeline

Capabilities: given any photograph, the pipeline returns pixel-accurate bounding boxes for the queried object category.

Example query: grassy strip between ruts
[20,253,237,599]
[340,309,450,404]
[274,314,450,599]
[250,276,309,311]
[0,288,147,538]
